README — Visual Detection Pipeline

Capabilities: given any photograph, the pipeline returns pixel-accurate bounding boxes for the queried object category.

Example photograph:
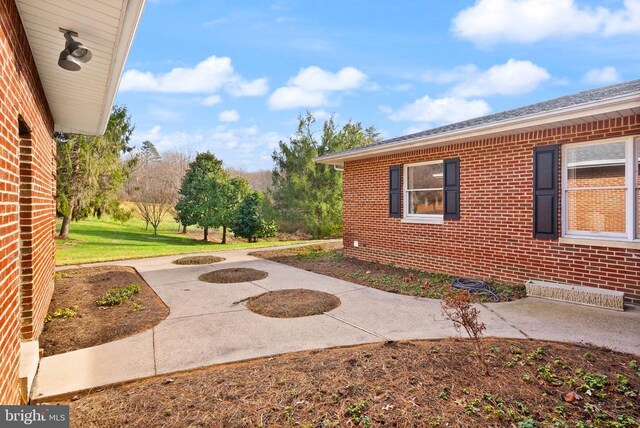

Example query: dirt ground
[251,243,526,302]
[173,255,225,265]
[198,268,268,283]
[59,338,639,427]
[40,266,169,356]
[247,289,341,318]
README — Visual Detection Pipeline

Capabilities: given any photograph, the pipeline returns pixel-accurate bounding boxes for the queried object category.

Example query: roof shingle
[318,79,640,161]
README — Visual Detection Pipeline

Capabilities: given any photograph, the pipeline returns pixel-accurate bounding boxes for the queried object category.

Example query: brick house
[317,80,640,305]
[0,0,144,404]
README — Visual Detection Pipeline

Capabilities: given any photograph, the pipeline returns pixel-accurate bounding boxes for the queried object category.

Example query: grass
[55,215,304,265]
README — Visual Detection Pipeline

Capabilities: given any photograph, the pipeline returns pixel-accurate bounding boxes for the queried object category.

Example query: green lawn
[55,215,304,266]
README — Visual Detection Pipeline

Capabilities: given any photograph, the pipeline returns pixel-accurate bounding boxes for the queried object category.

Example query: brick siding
[343,115,640,304]
[0,1,55,404]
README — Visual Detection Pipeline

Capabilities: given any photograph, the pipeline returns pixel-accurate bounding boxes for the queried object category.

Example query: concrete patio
[31,245,640,402]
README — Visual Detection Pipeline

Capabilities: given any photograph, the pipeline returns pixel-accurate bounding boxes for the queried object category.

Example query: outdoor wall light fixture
[58,28,92,71]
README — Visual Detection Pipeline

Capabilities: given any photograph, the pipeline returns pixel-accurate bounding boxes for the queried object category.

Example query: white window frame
[561,136,639,242]
[403,160,444,222]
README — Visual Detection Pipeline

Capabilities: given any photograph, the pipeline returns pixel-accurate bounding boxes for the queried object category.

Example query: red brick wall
[0,1,55,404]
[343,115,640,304]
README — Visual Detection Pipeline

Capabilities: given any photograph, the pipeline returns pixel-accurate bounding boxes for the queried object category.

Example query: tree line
[55,106,379,241]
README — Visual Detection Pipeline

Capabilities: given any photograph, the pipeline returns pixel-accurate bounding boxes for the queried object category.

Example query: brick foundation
[343,115,640,305]
[0,1,55,404]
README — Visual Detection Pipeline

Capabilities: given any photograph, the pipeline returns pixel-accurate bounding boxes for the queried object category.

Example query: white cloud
[452,0,640,44]
[582,66,622,85]
[201,95,222,106]
[311,109,334,120]
[269,66,367,110]
[132,125,282,170]
[148,105,182,122]
[227,78,269,96]
[219,109,240,122]
[422,65,479,84]
[450,59,550,97]
[120,55,268,96]
[386,96,491,125]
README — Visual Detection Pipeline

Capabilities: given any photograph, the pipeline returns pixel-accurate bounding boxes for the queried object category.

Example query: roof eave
[315,93,640,166]
[49,0,146,136]
[96,0,146,136]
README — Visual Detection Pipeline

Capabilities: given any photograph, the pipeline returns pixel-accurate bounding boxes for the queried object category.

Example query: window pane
[408,190,443,215]
[566,189,626,234]
[566,141,626,188]
[407,163,443,190]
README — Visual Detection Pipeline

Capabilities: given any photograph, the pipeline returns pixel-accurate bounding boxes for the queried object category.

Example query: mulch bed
[247,289,341,318]
[251,243,526,302]
[57,338,639,427]
[173,255,225,265]
[198,268,268,283]
[40,266,169,356]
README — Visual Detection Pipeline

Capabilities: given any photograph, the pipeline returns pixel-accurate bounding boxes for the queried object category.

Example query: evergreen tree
[175,152,247,243]
[56,105,135,238]
[175,152,225,242]
[214,177,250,244]
[232,191,277,242]
[270,112,379,238]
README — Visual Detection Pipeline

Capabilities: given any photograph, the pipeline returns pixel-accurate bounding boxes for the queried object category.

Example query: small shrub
[345,400,371,427]
[526,347,544,361]
[231,191,277,243]
[581,372,607,391]
[441,290,489,375]
[45,305,79,323]
[130,299,145,311]
[96,284,141,307]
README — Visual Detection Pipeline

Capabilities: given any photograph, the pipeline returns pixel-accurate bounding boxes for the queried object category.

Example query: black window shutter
[533,145,558,239]
[389,165,401,217]
[443,158,460,220]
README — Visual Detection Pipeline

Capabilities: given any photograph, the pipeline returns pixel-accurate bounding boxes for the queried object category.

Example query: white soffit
[15,0,145,136]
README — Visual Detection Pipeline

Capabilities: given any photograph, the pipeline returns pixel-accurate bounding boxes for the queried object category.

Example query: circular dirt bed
[173,255,225,265]
[247,289,341,318]
[198,268,268,283]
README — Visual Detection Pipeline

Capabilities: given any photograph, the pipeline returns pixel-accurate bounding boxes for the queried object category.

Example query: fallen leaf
[563,391,583,402]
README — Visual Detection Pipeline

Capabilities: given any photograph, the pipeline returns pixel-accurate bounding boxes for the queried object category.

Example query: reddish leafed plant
[441,290,490,376]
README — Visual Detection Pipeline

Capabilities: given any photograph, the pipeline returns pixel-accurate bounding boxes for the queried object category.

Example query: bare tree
[226,167,272,194]
[128,151,190,235]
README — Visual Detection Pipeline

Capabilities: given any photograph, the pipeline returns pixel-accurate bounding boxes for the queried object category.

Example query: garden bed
[173,255,225,265]
[57,338,638,427]
[251,243,526,302]
[40,266,169,356]
[198,268,268,283]
[247,289,341,318]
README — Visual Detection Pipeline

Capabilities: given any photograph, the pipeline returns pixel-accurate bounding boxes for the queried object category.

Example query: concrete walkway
[32,246,640,401]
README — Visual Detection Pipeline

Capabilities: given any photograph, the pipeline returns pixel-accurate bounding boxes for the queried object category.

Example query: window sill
[401,217,444,225]
[559,236,640,250]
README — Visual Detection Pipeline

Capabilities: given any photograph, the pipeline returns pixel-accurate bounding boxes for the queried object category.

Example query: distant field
[55,214,303,266]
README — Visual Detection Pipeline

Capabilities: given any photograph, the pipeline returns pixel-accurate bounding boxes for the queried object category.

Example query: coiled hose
[451,278,499,302]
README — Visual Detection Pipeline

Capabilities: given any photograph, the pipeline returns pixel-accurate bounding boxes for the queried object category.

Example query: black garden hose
[451,278,499,302]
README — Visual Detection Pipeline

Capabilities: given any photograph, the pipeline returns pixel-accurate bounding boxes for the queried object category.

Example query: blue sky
[115,0,640,171]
